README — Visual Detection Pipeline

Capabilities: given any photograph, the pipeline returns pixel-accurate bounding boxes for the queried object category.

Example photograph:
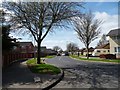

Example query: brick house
[13,42,34,53]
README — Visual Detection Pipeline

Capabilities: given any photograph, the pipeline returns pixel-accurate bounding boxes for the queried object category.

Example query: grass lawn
[70,55,120,63]
[26,58,61,74]
[44,55,55,59]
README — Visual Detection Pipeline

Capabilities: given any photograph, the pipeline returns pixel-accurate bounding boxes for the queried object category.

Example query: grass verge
[70,55,120,63]
[27,58,61,74]
[44,55,55,59]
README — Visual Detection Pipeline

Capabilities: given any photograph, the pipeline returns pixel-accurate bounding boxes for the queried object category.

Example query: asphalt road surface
[45,56,120,89]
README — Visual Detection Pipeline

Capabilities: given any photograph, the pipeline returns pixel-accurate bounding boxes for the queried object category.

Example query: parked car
[61,53,65,56]
[86,54,92,57]
[57,53,61,56]
[65,52,69,56]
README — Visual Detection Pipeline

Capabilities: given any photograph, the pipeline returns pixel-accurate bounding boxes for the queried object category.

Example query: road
[45,56,120,89]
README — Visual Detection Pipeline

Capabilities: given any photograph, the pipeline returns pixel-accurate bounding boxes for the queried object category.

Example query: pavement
[46,56,120,89]
[2,56,120,90]
[2,59,63,90]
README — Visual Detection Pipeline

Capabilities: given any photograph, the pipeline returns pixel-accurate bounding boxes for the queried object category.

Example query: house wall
[92,49,110,56]
[109,36,120,58]
[83,52,93,56]
[14,43,34,53]
[109,37,118,54]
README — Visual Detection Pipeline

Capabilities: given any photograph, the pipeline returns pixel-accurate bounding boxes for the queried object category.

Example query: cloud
[94,12,118,35]
[16,11,118,50]
[41,40,67,50]
[88,12,119,48]
[43,40,64,44]
[73,32,77,35]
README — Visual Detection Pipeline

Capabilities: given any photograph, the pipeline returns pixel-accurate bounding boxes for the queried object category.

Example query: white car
[61,53,65,56]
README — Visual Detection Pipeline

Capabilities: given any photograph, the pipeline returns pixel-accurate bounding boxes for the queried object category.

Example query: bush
[100,54,116,59]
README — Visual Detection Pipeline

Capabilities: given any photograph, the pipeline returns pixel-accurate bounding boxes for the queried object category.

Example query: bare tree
[53,46,61,52]
[97,34,109,46]
[74,11,102,59]
[3,2,83,64]
[66,42,79,55]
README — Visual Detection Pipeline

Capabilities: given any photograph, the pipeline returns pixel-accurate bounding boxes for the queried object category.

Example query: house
[45,49,57,55]
[79,48,85,55]
[107,28,120,58]
[92,43,110,56]
[83,47,94,56]
[79,47,94,56]
[34,46,47,53]
[34,46,57,55]
[13,42,34,53]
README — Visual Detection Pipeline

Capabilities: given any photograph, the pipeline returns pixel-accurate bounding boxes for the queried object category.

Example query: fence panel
[2,53,34,68]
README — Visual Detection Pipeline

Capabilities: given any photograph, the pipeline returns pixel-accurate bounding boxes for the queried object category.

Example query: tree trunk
[86,45,89,59]
[37,41,41,64]
[72,52,73,55]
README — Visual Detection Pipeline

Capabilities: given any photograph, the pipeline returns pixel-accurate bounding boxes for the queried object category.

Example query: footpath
[2,59,64,90]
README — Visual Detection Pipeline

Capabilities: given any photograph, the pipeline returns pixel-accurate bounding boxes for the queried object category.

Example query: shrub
[100,54,116,59]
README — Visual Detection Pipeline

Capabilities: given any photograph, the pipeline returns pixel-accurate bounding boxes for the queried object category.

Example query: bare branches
[3,2,83,41]
[74,11,102,59]
[66,42,79,53]
[74,11,102,47]
[53,46,61,52]
[3,2,83,63]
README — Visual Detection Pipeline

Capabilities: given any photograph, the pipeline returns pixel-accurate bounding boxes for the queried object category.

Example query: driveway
[45,56,120,89]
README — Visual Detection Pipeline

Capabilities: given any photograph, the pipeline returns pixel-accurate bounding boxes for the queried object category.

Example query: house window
[115,47,120,52]
[114,47,117,52]
[103,51,106,52]
[97,50,100,52]
[112,36,117,40]
[29,46,31,49]
[13,46,17,50]
[117,36,120,40]
[118,47,120,52]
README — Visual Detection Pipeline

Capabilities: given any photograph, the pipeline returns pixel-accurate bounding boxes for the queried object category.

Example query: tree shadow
[2,59,55,88]
[61,63,119,89]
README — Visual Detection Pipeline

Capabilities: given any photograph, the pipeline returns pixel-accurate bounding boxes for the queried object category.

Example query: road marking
[59,56,62,60]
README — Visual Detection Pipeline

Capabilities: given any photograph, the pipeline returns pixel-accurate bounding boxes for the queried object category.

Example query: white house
[92,43,110,56]
[107,28,120,59]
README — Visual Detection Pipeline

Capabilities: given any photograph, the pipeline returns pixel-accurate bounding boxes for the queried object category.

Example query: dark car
[86,54,92,57]
[57,53,61,56]
[65,52,69,56]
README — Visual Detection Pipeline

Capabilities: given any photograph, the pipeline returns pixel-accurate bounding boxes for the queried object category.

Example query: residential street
[45,56,120,89]
[2,59,63,89]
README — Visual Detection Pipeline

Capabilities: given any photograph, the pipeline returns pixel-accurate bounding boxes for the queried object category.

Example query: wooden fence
[2,53,34,68]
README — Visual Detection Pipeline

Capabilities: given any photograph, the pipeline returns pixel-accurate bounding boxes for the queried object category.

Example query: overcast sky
[9,1,119,50]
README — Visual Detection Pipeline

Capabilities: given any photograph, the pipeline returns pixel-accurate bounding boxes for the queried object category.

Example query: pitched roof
[46,49,57,53]
[96,43,110,49]
[83,47,94,52]
[107,28,120,36]
[79,48,86,52]
[17,42,33,46]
